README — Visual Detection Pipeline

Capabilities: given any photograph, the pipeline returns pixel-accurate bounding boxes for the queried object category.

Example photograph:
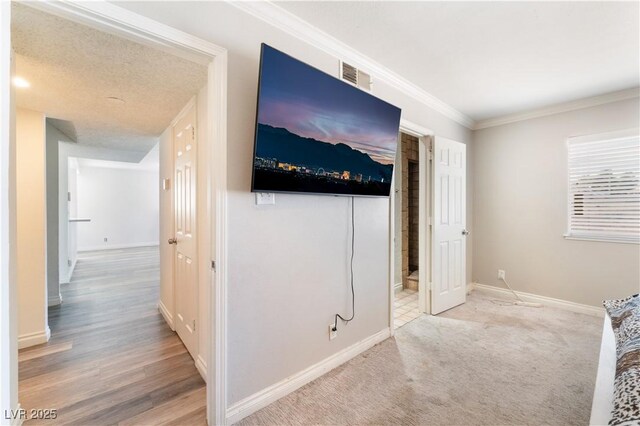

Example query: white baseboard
[471,282,605,317]
[78,242,159,252]
[393,282,403,294]
[18,327,51,349]
[60,258,78,284]
[48,293,62,307]
[226,327,391,424]
[195,355,207,383]
[7,403,24,426]
[70,257,77,279]
[157,300,174,331]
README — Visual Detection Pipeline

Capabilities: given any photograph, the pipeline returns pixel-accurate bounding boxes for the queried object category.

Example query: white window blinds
[567,130,640,243]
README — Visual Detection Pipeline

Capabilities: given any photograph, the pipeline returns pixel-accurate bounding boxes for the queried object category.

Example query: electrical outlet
[498,269,506,280]
[328,324,337,340]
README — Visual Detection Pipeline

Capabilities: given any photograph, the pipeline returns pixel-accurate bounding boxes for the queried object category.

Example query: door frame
[1,2,229,425]
[389,119,434,335]
[0,0,18,418]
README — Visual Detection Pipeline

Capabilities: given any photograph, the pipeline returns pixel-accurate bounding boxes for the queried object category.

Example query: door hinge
[193,320,196,331]
[191,127,195,141]
[68,259,72,267]
[211,260,216,270]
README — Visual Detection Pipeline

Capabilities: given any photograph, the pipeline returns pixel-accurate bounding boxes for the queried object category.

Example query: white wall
[58,142,148,283]
[68,160,78,261]
[473,97,640,307]
[76,163,159,251]
[118,1,472,406]
[59,154,77,283]
[16,108,48,348]
[59,145,74,283]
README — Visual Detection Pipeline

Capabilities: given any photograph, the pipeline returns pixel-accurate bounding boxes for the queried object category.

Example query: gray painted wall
[119,1,472,405]
[472,97,640,307]
[45,121,73,305]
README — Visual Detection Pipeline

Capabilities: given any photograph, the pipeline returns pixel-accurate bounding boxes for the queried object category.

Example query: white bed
[590,315,615,426]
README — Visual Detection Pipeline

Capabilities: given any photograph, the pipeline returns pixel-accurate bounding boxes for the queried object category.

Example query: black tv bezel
[250,43,401,198]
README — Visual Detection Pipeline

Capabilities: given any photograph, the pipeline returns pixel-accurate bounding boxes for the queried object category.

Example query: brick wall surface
[400,133,419,288]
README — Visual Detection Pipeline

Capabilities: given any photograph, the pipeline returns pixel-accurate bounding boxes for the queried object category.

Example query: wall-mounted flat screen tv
[251,44,402,197]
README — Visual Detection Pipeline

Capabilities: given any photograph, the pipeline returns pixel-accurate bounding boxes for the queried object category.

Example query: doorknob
[168,238,177,245]
[462,229,470,236]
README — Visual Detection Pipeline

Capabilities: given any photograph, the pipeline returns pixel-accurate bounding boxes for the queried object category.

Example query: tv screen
[251,44,402,197]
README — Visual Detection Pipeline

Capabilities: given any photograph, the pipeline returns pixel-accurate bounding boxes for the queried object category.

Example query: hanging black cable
[332,196,355,332]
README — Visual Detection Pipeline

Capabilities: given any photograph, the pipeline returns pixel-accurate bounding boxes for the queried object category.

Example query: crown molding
[228,1,475,130]
[474,87,640,130]
[229,2,638,132]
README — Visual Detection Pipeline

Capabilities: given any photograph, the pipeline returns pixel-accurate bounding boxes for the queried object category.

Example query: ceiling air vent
[340,61,372,91]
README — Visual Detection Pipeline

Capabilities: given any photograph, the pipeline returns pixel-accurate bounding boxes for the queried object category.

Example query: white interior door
[173,104,198,360]
[431,136,467,315]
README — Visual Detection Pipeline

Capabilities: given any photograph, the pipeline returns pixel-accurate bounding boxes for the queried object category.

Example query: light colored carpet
[238,288,603,425]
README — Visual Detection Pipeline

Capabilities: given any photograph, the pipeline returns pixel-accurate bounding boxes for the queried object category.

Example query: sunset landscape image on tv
[251,44,402,197]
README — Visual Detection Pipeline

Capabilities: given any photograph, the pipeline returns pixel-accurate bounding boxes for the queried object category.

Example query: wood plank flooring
[18,247,206,426]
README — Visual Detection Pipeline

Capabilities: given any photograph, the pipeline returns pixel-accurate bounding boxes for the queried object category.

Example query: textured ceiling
[48,118,77,142]
[12,3,208,153]
[275,1,640,121]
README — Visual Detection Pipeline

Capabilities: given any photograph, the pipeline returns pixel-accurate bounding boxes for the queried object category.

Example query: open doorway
[391,126,469,330]
[11,3,215,423]
[393,132,424,329]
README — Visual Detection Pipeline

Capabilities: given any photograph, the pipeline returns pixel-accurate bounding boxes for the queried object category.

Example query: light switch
[162,178,171,190]
[255,192,275,205]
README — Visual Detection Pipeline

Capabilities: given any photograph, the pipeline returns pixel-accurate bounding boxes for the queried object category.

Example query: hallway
[18,247,206,425]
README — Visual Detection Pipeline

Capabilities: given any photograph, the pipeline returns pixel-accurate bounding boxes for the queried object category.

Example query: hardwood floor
[18,247,206,425]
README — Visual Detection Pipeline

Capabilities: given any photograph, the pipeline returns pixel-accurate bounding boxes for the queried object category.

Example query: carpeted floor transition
[239,288,603,426]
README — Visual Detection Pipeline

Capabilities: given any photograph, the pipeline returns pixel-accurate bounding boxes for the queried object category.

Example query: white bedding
[590,315,615,426]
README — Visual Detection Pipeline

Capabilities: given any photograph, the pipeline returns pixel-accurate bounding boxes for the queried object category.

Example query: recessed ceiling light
[106,96,126,105]
[13,77,30,88]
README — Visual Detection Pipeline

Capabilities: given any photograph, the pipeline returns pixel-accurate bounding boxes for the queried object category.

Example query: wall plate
[255,192,275,205]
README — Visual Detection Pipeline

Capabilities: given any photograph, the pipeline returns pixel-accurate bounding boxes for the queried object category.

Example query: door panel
[432,137,466,315]
[173,104,198,360]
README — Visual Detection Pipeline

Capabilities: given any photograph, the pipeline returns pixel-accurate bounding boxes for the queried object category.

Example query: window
[566,129,640,243]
